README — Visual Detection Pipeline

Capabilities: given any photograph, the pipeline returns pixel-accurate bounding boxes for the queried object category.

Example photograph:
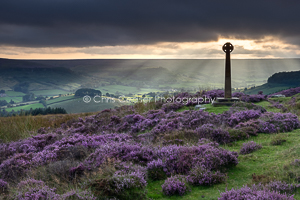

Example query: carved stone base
[212,97,239,107]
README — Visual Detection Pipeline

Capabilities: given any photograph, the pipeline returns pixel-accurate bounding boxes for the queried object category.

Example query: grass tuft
[0,112,97,143]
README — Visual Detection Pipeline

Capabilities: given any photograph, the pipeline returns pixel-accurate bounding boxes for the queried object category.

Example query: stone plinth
[212,97,239,107]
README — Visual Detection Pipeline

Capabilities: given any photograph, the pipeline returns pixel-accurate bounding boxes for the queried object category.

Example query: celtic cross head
[222,42,234,53]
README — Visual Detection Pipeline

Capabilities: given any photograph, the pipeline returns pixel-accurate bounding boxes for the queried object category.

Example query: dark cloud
[0,0,300,47]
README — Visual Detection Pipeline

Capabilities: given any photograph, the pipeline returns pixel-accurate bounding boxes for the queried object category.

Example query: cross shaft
[222,42,234,99]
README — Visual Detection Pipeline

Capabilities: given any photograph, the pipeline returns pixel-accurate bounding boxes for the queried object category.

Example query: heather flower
[112,170,147,193]
[232,92,245,98]
[161,102,184,112]
[162,139,184,146]
[115,162,147,180]
[162,175,190,196]
[240,94,266,103]
[187,165,226,186]
[146,109,166,119]
[61,189,96,200]
[258,112,300,133]
[154,143,238,175]
[0,133,59,164]
[228,129,250,142]
[203,90,224,99]
[219,185,295,200]
[0,179,8,193]
[265,181,300,195]
[228,110,261,127]
[239,141,262,155]
[0,152,34,180]
[291,159,300,166]
[233,112,300,134]
[195,124,231,144]
[12,178,61,200]
[147,159,167,180]
[69,163,86,180]
[230,101,266,113]
[89,162,147,199]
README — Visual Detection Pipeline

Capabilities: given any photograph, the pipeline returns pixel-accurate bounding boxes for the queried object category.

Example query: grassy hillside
[0,112,97,142]
[244,83,292,95]
[1,94,300,199]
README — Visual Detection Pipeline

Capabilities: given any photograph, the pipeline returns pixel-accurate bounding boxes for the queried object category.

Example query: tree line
[0,107,67,117]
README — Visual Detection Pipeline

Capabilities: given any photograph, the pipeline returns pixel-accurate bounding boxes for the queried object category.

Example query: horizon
[2,57,300,61]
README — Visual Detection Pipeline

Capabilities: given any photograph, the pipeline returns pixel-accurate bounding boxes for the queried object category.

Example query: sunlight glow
[0,36,299,59]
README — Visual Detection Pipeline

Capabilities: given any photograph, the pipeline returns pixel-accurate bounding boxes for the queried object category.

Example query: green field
[0,90,25,104]
[30,89,71,96]
[97,85,140,94]
[46,95,75,105]
[96,85,164,95]
[3,93,131,114]
[5,90,26,96]
[5,103,45,112]
[0,96,23,103]
[49,97,125,114]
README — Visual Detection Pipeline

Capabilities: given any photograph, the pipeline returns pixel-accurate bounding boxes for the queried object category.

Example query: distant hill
[0,59,84,91]
[0,58,53,68]
[268,70,300,86]
[245,70,300,95]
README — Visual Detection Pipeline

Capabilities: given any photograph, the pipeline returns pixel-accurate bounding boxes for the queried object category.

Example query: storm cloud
[1,0,300,47]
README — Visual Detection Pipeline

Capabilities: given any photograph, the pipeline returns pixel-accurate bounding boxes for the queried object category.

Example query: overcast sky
[1,0,300,59]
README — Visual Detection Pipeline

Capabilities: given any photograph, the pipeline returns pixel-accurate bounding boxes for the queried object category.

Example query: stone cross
[222,42,234,99]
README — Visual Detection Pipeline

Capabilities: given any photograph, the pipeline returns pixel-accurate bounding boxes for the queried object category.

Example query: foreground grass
[176,104,231,114]
[202,104,230,114]
[0,113,98,142]
[253,101,282,113]
[147,129,300,199]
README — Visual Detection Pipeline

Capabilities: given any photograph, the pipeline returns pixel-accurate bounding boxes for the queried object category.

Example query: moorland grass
[176,104,231,114]
[0,112,97,143]
[202,104,231,114]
